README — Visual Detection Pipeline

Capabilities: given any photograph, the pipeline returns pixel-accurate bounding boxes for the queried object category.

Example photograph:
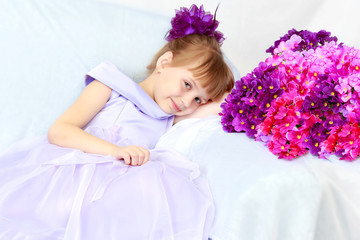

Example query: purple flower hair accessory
[165,4,225,45]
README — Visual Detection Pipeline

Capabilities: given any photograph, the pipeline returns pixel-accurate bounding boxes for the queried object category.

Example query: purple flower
[221,116,235,132]
[253,62,270,78]
[232,115,250,132]
[248,108,265,125]
[323,117,347,129]
[165,4,225,45]
[220,58,284,136]
[220,104,235,132]
[334,148,345,157]
[250,78,265,94]
[263,75,281,93]
[258,94,273,111]
[241,94,257,106]
[303,123,330,155]
[302,74,343,114]
[303,137,321,155]
[317,30,338,45]
[315,75,337,99]
[266,29,338,54]
[301,96,318,113]
[234,77,251,96]
[312,123,329,141]
[245,124,258,138]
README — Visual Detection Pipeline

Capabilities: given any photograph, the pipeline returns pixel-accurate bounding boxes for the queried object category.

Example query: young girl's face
[153,66,209,116]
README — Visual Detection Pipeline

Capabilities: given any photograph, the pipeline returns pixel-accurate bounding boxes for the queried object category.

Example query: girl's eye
[185,81,191,89]
[195,97,201,104]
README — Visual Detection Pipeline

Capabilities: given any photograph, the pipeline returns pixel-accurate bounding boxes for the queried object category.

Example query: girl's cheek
[187,105,199,115]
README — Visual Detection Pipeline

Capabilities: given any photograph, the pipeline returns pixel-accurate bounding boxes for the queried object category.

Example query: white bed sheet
[157,117,360,240]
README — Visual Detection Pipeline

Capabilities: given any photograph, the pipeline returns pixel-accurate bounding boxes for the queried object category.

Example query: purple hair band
[165,4,225,45]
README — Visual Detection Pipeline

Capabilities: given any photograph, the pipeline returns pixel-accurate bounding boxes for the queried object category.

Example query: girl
[0,4,234,240]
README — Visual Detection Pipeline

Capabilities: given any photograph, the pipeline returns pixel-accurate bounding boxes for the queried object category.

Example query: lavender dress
[0,62,214,240]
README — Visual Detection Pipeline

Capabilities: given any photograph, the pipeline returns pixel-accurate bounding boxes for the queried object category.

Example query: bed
[1,0,360,239]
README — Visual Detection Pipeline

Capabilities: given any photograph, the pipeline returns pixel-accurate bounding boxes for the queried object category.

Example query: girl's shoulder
[85,62,172,120]
[85,62,135,92]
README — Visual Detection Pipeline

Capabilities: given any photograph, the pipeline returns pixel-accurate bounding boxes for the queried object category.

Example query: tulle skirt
[0,137,214,240]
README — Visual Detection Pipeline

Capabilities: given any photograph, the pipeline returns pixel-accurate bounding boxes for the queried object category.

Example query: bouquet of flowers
[220,29,360,161]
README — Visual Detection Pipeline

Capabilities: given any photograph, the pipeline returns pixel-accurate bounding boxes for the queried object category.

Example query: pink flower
[276,117,297,135]
[300,113,320,130]
[338,124,352,138]
[321,133,338,153]
[349,142,360,159]
[286,130,307,144]
[281,144,306,160]
[268,135,289,155]
[258,116,275,135]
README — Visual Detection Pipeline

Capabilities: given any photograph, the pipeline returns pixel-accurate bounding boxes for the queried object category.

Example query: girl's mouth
[171,99,181,112]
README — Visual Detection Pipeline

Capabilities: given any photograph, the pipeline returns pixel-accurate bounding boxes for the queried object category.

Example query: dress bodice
[83,62,174,148]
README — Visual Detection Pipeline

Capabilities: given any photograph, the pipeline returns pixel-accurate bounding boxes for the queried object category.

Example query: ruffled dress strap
[85,62,172,120]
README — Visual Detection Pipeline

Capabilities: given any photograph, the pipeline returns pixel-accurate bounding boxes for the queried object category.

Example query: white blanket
[157,117,360,240]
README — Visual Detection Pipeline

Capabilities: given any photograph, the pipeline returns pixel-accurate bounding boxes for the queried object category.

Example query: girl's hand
[111,146,150,166]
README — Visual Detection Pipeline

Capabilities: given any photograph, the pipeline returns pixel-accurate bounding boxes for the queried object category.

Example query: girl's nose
[182,94,196,108]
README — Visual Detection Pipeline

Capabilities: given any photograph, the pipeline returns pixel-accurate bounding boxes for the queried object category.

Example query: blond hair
[147,34,234,101]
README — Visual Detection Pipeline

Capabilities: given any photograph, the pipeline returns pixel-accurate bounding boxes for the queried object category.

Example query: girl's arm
[48,80,149,165]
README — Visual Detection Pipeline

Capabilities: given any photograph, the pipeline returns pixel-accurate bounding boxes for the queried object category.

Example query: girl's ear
[155,51,173,72]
